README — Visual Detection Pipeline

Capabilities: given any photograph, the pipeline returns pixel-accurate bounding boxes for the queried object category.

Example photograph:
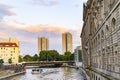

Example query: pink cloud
[0,3,15,20]
[0,20,81,52]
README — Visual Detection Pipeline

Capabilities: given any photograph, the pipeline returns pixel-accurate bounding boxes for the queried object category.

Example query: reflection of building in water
[81,0,120,80]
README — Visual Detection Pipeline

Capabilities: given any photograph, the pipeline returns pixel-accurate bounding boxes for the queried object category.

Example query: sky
[0,0,87,55]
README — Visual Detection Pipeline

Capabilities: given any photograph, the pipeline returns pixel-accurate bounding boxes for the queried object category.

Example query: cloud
[32,0,58,6]
[0,3,15,21]
[0,20,72,43]
[0,20,80,54]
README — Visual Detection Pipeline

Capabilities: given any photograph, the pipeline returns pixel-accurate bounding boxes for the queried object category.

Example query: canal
[3,67,86,80]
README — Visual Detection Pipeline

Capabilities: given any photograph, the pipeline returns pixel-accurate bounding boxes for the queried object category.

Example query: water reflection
[5,67,85,80]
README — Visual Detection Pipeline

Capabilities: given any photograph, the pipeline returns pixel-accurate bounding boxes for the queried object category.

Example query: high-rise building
[62,32,73,54]
[0,38,20,63]
[38,37,49,54]
[81,0,120,80]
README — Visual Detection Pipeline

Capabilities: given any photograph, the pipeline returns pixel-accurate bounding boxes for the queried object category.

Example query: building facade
[74,46,82,62]
[74,46,82,68]
[62,32,73,54]
[0,38,19,63]
[38,37,49,54]
[81,0,120,80]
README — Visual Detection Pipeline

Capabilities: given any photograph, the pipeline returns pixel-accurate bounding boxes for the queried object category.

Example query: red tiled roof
[0,43,18,47]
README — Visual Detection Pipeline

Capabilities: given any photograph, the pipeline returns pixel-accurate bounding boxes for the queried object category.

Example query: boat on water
[31,68,43,74]
[31,68,58,75]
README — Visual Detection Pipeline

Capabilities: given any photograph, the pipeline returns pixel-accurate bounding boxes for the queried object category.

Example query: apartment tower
[62,32,73,54]
[38,37,49,54]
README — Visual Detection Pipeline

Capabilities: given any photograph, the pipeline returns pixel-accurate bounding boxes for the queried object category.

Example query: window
[101,30,104,40]
[111,18,116,30]
[96,76,97,80]
[99,77,100,80]
[106,25,109,35]
[98,34,100,44]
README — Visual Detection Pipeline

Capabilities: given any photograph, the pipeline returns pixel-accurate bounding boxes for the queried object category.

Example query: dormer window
[12,45,15,47]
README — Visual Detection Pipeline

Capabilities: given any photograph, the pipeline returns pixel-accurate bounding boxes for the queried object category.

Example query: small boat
[31,68,43,74]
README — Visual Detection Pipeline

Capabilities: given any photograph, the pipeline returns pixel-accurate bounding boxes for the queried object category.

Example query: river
[3,67,86,80]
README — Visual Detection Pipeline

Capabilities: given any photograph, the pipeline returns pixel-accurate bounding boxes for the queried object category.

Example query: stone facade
[81,0,120,80]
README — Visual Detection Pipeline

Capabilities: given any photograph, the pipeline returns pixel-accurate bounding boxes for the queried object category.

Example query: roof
[0,43,18,47]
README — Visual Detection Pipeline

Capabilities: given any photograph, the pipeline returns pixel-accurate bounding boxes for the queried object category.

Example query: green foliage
[8,58,12,64]
[23,55,33,62]
[18,50,76,62]
[32,54,38,61]
[70,53,74,61]
[19,56,23,62]
[0,59,4,65]
[58,55,64,61]
[39,51,75,61]
[64,51,72,61]
[39,50,59,61]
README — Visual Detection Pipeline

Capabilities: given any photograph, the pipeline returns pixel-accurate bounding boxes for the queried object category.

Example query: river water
[4,67,86,80]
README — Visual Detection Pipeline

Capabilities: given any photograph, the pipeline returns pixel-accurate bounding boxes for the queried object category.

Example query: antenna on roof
[9,37,11,42]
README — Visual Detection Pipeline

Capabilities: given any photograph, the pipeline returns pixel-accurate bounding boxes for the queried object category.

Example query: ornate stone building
[81,0,120,80]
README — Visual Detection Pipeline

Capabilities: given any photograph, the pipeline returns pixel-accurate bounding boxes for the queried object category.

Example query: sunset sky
[0,0,87,55]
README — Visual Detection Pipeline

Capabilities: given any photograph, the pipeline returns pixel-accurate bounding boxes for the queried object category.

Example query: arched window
[111,18,116,31]
[106,25,109,31]
[106,25,109,35]
[98,34,100,44]
[101,30,104,40]
[96,37,98,46]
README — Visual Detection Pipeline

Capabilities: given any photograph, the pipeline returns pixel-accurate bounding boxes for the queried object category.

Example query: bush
[0,59,4,65]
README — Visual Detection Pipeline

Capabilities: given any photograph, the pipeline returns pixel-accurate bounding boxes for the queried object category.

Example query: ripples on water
[5,67,85,80]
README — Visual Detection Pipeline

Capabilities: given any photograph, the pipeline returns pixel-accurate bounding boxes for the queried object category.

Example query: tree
[39,51,48,61]
[32,54,38,61]
[19,56,23,62]
[0,59,4,65]
[23,55,32,62]
[70,53,74,61]
[8,58,12,64]
[58,55,64,61]
[64,51,72,61]
[39,50,60,61]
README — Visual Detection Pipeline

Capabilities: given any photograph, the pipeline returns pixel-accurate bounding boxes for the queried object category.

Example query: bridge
[22,61,75,67]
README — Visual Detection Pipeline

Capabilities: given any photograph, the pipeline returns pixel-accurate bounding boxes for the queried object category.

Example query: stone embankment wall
[0,64,25,79]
